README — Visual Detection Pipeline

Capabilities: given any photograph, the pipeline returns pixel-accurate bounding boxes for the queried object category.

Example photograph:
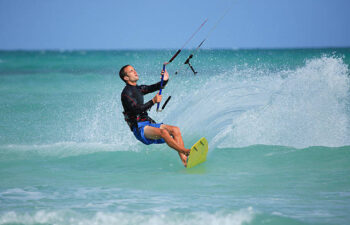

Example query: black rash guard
[121,80,168,130]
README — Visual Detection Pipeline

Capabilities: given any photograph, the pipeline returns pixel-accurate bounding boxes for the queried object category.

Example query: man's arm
[140,69,169,95]
[122,94,154,114]
[140,80,168,95]
[122,94,162,115]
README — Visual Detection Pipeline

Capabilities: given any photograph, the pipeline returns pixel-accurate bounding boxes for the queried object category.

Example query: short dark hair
[119,65,130,82]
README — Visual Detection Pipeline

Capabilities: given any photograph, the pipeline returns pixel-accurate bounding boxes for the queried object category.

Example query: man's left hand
[161,69,169,81]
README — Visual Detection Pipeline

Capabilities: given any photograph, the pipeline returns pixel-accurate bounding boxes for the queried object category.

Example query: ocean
[0,49,349,225]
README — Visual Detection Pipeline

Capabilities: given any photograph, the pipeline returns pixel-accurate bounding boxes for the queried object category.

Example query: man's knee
[160,128,170,138]
[173,126,181,135]
[161,124,181,136]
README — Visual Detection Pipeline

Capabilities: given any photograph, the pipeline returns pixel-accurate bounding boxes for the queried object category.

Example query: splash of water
[166,56,350,148]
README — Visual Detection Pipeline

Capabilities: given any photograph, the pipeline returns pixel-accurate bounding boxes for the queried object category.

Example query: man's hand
[161,69,169,81]
[152,93,162,104]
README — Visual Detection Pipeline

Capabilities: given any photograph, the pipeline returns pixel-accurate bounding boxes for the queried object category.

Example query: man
[119,65,190,167]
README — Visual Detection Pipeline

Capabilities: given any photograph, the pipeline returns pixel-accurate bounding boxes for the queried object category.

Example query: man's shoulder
[121,84,141,96]
[121,85,129,96]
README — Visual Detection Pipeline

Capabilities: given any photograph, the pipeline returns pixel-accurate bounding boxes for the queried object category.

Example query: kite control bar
[156,64,166,112]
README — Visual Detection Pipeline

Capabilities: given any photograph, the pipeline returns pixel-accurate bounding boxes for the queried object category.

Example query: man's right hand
[152,94,162,104]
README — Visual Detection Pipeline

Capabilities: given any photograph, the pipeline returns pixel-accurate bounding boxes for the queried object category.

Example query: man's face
[123,66,139,83]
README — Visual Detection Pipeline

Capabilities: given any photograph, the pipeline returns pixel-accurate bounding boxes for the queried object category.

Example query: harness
[123,112,155,131]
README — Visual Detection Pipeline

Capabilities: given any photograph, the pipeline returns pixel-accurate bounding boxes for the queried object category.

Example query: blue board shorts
[132,121,166,145]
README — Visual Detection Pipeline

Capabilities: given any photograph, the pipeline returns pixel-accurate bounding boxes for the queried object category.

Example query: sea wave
[0,208,255,225]
[0,141,141,159]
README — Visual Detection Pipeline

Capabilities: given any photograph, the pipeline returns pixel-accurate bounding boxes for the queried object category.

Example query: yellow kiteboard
[186,137,208,168]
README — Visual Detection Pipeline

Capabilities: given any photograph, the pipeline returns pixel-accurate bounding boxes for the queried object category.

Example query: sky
[0,0,349,50]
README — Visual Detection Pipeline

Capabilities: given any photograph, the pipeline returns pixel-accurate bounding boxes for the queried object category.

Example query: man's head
[119,65,139,85]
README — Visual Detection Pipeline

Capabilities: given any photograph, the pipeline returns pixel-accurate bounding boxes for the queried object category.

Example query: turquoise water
[0,49,350,225]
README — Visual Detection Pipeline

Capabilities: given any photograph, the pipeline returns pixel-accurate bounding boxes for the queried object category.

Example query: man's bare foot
[180,154,188,167]
[181,149,190,156]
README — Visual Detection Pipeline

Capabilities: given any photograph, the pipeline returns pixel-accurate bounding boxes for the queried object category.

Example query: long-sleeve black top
[121,80,168,130]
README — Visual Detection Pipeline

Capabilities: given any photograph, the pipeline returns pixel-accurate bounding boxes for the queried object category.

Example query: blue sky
[0,0,349,50]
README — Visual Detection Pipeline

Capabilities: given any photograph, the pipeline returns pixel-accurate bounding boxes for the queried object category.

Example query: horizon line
[0,46,350,52]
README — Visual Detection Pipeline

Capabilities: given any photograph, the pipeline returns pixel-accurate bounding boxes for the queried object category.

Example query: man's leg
[159,125,188,166]
[143,125,190,156]
[160,124,185,147]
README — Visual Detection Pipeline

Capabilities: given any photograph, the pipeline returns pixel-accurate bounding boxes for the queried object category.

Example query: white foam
[0,141,141,158]
[0,188,44,201]
[0,208,255,225]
